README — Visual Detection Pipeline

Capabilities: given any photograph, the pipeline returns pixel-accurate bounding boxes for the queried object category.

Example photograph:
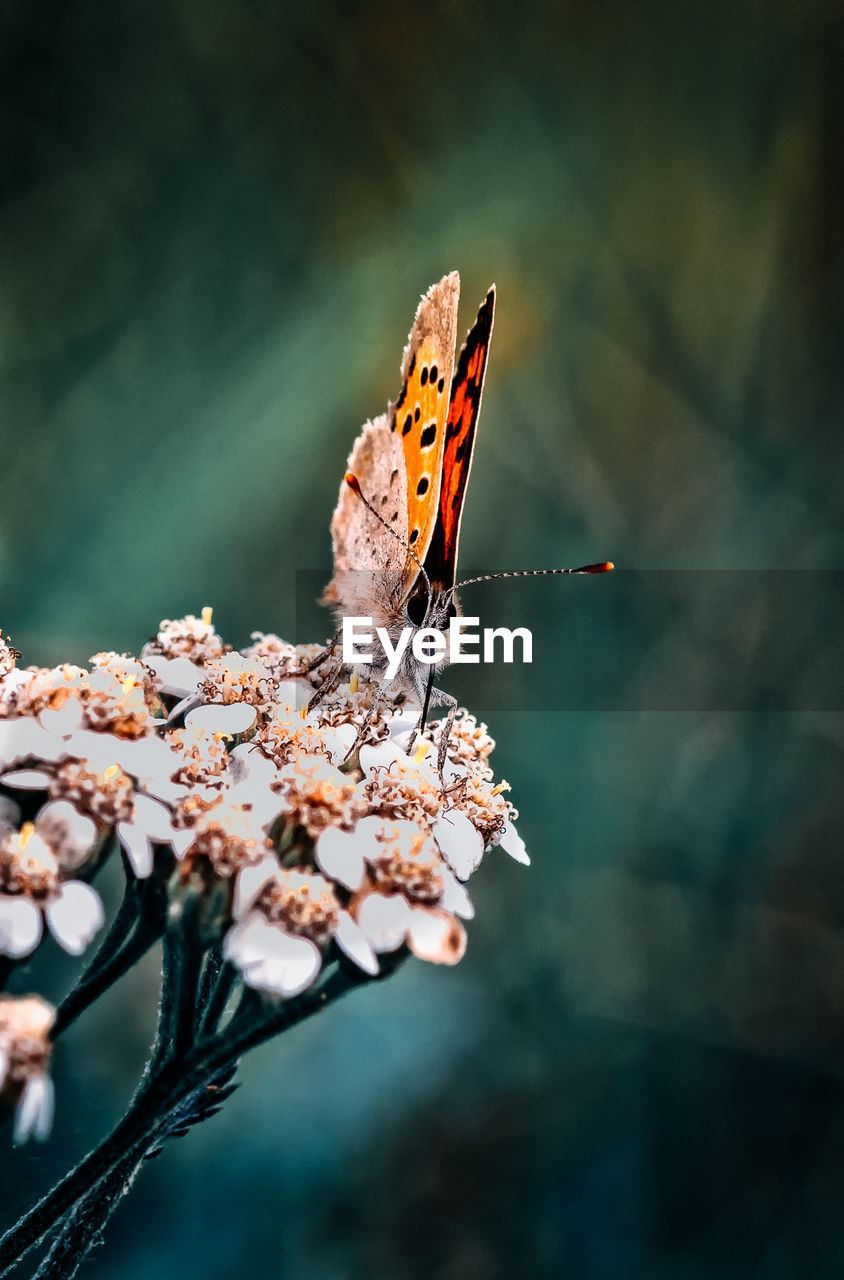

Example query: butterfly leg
[406,663,437,757]
[306,658,344,714]
[432,690,458,778]
[296,627,342,677]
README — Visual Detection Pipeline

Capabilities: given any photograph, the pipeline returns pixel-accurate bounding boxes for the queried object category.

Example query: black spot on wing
[409,528,419,544]
[420,423,436,448]
[416,476,429,495]
[420,365,428,386]
[402,414,412,435]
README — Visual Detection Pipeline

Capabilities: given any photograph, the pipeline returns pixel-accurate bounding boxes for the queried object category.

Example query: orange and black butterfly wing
[392,273,459,598]
[423,286,495,593]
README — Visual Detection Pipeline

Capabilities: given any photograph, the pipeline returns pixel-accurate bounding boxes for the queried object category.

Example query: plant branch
[51,856,170,1040]
[30,1145,143,1280]
[195,948,238,1038]
[0,950,407,1276]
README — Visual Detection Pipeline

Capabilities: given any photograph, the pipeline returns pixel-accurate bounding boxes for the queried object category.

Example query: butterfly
[320,271,611,763]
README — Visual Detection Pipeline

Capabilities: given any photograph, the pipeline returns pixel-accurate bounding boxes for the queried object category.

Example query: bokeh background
[1,1,843,1276]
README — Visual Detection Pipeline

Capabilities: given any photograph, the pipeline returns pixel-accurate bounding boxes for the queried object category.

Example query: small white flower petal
[0,895,43,958]
[222,910,271,966]
[386,714,421,751]
[0,769,53,790]
[358,740,409,781]
[143,655,205,697]
[169,829,195,860]
[432,810,484,881]
[498,819,530,866]
[186,702,257,737]
[224,914,321,997]
[323,723,357,766]
[233,853,279,919]
[117,735,182,788]
[132,794,177,842]
[274,679,313,712]
[439,866,475,920]
[13,1074,55,1145]
[39,700,85,734]
[441,756,468,783]
[0,669,31,705]
[314,826,367,892]
[55,729,118,769]
[228,743,279,788]
[165,693,203,723]
[0,718,56,769]
[116,822,154,878]
[354,892,411,953]
[115,793,175,878]
[36,800,97,869]
[334,909,379,975]
[226,779,287,831]
[406,907,467,966]
[46,882,105,955]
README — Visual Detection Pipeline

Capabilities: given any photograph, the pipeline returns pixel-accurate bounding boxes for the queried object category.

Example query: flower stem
[195,947,237,1037]
[0,953,407,1276]
[149,911,205,1074]
[0,1068,175,1277]
[51,858,170,1040]
[31,1146,143,1280]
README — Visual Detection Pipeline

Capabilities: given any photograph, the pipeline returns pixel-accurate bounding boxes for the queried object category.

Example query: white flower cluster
[0,995,55,1144]
[0,613,528,1004]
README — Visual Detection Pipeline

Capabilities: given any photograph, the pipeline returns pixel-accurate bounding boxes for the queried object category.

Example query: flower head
[198,653,277,707]
[0,995,55,1143]
[273,755,366,837]
[145,611,226,664]
[0,632,20,681]
[0,614,528,992]
[0,811,103,958]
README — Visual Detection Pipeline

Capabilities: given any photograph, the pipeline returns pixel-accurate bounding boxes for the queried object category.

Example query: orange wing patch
[390,272,460,595]
[423,286,495,592]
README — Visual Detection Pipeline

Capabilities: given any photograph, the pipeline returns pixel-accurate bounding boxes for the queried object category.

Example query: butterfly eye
[405,593,427,627]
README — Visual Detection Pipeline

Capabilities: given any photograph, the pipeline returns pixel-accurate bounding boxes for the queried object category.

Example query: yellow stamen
[299,705,308,720]
[349,674,359,695]
[104,764,121,780]
[491,780,511,796]
[121,676,136,695]
[201,606,213,626]
[413,740,429,764]
[19,822,35,850]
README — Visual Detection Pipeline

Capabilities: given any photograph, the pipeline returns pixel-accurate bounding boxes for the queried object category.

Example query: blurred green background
[1,1,843,1276]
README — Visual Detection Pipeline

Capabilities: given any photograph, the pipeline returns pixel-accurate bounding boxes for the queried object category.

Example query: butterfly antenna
[450,562,614,596]
[344,473,433,615]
